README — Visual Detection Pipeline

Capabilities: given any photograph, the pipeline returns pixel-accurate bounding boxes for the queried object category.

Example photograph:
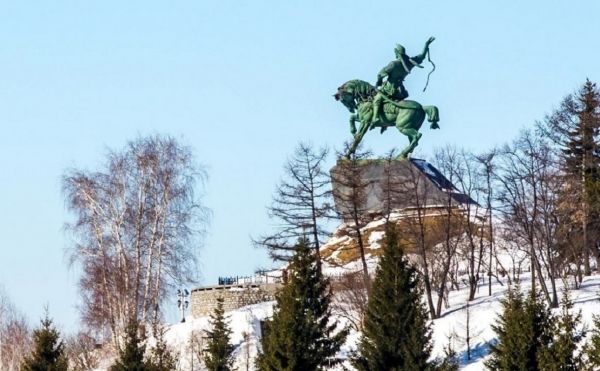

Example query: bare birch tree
[331,271,369,331]
[0,288,30,371]
[496,130,559,307]
[444,149,490,301]
[431,147,470,312]
[63,135,209,345]
[65,331,100,371]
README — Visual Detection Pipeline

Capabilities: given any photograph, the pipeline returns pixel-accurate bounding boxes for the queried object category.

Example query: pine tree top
[20,312,69,371]
[109,319,147,371]
[354,224,435,371]
[145,325,178,371]
[486,284,554,371]
[257,238,348,371]
[204,297,235,371]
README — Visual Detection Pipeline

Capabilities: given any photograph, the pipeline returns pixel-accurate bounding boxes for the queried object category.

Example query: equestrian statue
[334,37,439,159]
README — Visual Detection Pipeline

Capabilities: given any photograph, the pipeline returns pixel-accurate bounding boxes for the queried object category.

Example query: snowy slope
[164,302,274,371]
[134,271,599,371]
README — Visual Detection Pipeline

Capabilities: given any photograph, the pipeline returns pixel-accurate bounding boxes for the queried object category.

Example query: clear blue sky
[1,1,600,331]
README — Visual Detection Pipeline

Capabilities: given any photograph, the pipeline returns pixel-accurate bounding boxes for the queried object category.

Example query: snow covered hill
[124,270,600,371]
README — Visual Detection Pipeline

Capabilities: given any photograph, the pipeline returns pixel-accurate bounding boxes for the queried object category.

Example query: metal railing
[217,274,282,286]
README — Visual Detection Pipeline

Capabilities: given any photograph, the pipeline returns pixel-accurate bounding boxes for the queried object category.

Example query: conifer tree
[437,342,459,371]
[583,315,600,370]
[203,297,235,371]
[20,312,69,371]
[537,289,583,371]
[254,143,333,274]
[485,285,525,370]
[353,224,436,371]
[486,285,553,371]
[257,238,348,371]
[145,325,178,371]
[110,319,146,371]
[542,80,600,275]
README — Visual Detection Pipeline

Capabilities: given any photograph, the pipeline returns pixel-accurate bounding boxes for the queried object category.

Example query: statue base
[330,158,473,223]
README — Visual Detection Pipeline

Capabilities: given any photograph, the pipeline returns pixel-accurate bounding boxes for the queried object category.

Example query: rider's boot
[371,94,382,126]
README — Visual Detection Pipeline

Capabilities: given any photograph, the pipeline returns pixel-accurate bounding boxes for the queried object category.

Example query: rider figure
[371,37,435,129]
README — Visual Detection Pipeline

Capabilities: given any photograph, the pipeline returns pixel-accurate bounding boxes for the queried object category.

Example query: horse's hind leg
[397,127,422,159]
[395,109,425,159]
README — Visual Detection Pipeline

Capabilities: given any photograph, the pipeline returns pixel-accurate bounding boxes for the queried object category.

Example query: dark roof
[410,158,478,205]
[410,158,457,191]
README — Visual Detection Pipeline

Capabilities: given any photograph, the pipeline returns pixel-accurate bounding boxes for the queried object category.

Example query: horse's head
[333,84,357,113]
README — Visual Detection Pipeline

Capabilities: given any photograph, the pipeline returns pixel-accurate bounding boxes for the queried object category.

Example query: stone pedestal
[330,158,472,222]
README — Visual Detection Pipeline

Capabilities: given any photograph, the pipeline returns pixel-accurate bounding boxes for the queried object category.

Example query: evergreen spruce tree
[203,297,235,371]
[485,284,553,371]
[145,326,178,371]
[565,81,600,275]
[583,315,600,370]
[110,319,147,371]
[543,80,600,275]
[20,312,69,371]
[485,285,525,370]
[257,238,348,371]
[436,341,459,371]
[437,357,459,371]
[352,224,435,371]
[537,289,583,371]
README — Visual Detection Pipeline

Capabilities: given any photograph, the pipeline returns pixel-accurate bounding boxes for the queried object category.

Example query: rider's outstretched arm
[413,36,435,64]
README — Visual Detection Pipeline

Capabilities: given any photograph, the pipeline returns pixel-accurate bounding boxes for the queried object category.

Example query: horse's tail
[423,105,440,129]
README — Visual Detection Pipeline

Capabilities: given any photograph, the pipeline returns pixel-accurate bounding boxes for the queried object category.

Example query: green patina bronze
[334,37,440,159]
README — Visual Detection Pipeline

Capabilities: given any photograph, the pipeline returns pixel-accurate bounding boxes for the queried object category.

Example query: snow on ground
[431,272,600,370]
[162,302,274,371]
[142,270,600,371]
[92,253,600,370]
[320,255,380,277]
[367,231,385,249]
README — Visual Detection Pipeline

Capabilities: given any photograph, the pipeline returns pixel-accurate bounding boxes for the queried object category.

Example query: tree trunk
[416,210,436,319]
[584,216,591,275]
[354,223,371,296]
